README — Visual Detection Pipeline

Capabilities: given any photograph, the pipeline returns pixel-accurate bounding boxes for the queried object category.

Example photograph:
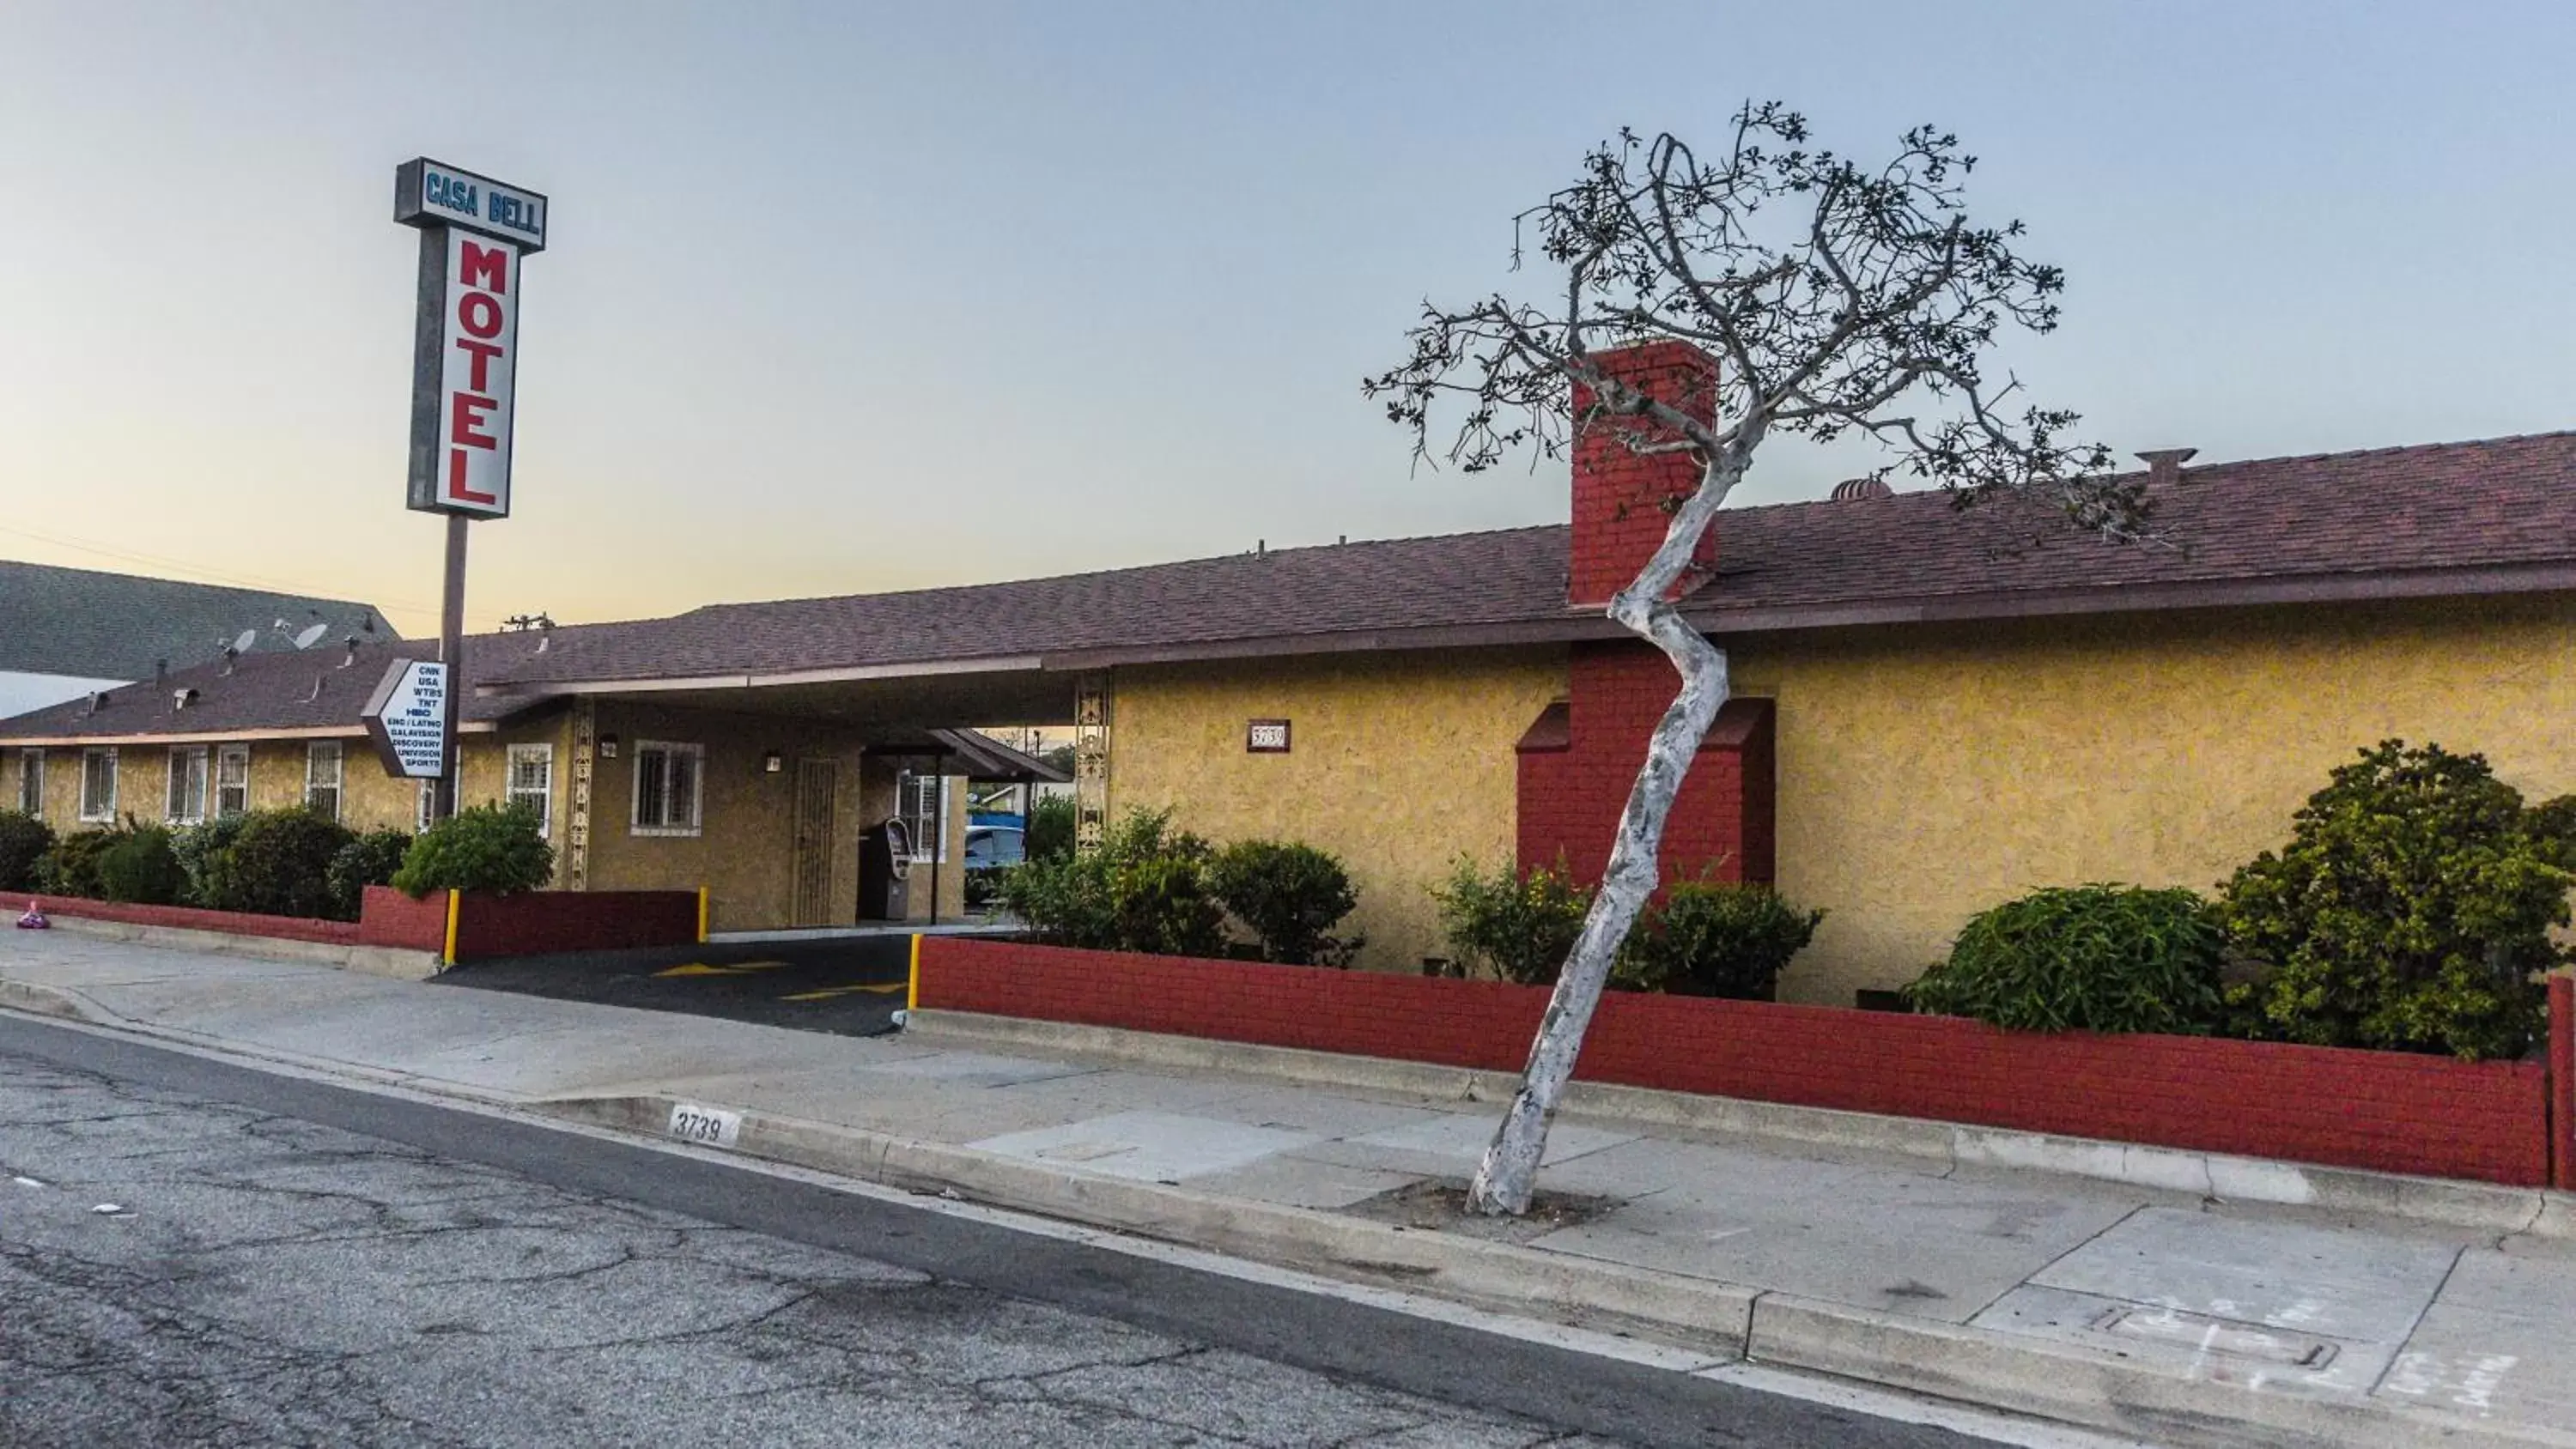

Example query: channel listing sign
[361,658,450,779]
[397,158,543,519]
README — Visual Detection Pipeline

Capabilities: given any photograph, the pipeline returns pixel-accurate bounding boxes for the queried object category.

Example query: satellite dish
[231,629,258,653]
[293,623,329,650]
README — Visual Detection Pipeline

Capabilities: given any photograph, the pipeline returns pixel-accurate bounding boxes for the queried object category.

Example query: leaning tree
[1366,103,2149,1216]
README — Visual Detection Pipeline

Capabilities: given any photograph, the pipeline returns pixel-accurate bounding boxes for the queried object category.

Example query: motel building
[7,340,2576,1003]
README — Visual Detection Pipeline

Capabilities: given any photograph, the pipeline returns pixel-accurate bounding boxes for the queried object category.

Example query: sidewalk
[5,927,2572,1449]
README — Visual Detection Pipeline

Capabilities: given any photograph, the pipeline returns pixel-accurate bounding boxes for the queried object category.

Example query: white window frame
[897,767,950,864]
[166,747,210,826]
[629,741,703,837]
[506,743,555,839]
[78,747,118,823]
[305,741,343,822]
[15,749,41,818]
[215,744,250,820]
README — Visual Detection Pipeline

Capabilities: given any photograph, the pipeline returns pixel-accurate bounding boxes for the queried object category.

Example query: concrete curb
[27,915,441,981]
[904,1009,2573,1240]
[1748,1294,2576,1449]
[540,1089,2576,1449]
[538,1093,1757,1351]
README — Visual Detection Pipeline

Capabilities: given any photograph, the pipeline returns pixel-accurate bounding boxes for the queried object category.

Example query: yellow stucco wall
[1109,647,1569,972]
[1102,597,2576,1002]
[577,702,916,933]
[5,721,573,856]
[1740,595,2576,1003]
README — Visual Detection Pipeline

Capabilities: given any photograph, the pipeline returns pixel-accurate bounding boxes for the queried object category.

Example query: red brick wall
[2553,974,2573,1191]
[919,937,2556,1186]
[2,890,362,946]
[1570,341,1720,608]
[449,890,700,962]
[1517,644,1774,888]
[357,886,450,952]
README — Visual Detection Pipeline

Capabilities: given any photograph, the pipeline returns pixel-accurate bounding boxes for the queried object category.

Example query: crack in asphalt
[0,1054,1620,1448]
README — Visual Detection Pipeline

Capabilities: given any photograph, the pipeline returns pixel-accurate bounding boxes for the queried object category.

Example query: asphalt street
[436,935,920,1036]
[0,1013,2018,1448]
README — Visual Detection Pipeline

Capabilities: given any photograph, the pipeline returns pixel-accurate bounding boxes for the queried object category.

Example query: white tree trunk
[1467,453,1741,1216]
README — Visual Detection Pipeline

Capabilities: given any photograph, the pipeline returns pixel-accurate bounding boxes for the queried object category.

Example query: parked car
[963,825,1025,908]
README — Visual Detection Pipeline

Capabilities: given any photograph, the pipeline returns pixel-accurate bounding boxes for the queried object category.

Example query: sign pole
[435,513,469,820]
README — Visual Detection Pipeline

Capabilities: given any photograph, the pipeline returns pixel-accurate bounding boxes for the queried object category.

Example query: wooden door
[791,759,838,927]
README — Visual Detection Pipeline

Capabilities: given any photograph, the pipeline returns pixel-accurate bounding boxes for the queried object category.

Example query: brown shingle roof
[0,630,580,743]
[482,431,2576,688]
[480,525,1577,687]
[8,430,2573,739]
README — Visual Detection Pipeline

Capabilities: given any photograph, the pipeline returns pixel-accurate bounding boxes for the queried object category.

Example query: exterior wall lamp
[762,751,784,774]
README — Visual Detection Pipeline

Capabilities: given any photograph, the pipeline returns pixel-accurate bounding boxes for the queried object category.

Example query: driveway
[434,935,930,1036]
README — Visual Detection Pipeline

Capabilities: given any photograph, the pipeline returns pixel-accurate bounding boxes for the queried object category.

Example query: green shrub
[392,803,554,898]
[1907,884,2227,1035]
[1025,792,1077,864]
[197,808,355,919]
[34,828,119,899]
[1615,880,1824,1000]
[327,828,416,920]
[0,810,54,892]
[1432,858,1594,985]
[1207,840,1361,966]
[2520,793,2576,870]
[2216,740,2563,1061]
[999,808,1226,957]
[94,825,185,906]
[172,816,246,907]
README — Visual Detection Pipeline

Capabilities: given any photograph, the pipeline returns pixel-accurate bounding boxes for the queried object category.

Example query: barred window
[79,747,118,823]
[216,745,250,819]
[167,748,209,825]
[630,742,702,836]
[507,743,554,838]
[305,741,343,822]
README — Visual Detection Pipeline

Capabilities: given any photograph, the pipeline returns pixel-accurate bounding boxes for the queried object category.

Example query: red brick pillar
[2551,973,2573,1192]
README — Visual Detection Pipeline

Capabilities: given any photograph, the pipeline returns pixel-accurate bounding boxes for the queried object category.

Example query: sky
[3,2,2572,637]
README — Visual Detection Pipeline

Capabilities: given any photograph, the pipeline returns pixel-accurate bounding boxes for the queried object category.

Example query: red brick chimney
[1569,340,1721,609]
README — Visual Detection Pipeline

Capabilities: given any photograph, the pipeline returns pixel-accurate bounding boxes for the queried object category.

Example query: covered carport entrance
[438,662,1084,1036]
[471,660,1091,937]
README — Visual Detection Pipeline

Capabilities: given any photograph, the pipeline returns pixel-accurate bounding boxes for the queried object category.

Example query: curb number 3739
[666,1103,743,1149]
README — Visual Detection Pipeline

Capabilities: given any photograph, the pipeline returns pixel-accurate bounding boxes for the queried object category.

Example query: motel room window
[215,745,250,819]
[166,747,210,826]
[16,749,41,818]
[630,741,703,837]
[507,743,554,838]
[305,741,343,822]
[896,767,949,864]
[79,747,118,823]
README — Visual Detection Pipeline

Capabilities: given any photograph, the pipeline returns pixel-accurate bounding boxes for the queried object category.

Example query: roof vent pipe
[2136,448,2198,486]
[220,646,238,676]
[154,658,168,688]
[340,637,360,668]
[1829,477,1894,501]
[306,675,325,704]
